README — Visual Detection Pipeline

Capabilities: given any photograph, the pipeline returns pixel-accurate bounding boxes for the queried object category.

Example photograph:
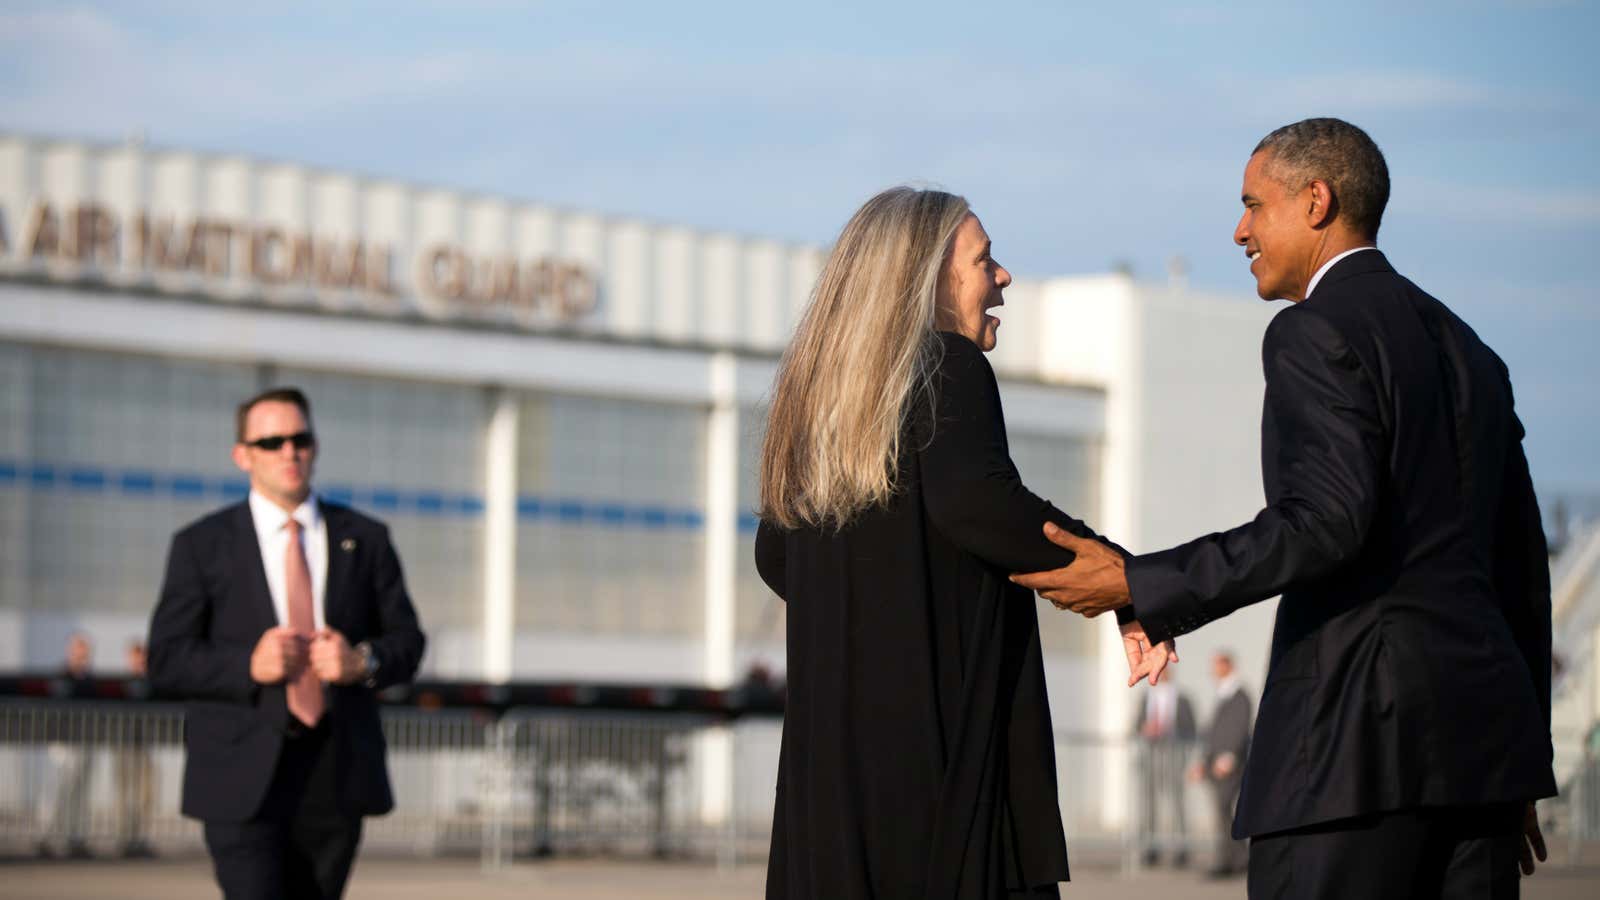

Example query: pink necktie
[285,518,324,727]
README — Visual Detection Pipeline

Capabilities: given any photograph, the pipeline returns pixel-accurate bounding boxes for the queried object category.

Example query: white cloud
[0,6,128,53]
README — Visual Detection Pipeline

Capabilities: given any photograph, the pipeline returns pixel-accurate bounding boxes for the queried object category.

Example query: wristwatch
[354,641,381,689]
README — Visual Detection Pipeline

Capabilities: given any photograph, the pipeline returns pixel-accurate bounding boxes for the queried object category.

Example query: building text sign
[0,200,599,326]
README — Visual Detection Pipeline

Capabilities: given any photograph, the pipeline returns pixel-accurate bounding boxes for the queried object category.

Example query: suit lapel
[320,499,355,631]
[229,502,279,634]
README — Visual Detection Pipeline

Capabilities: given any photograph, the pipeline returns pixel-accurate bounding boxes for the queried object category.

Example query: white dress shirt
[1147,682,1178,734]
[248,490,328,631]
[1305,246,1377,299]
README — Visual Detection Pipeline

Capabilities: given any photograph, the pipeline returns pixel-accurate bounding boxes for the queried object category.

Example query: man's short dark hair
[1253,117,1390,240]
[236,387,313,442]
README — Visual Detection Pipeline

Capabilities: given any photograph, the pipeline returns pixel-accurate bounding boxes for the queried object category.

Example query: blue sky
[2,0,1596,503]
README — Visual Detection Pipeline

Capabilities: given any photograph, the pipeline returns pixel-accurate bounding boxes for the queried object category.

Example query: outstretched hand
[1010,523,1132,618]
[1120,619,1177,686]
[1520,802,1547,876]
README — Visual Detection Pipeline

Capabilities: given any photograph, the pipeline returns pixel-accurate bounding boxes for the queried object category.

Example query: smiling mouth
[1248,251,1262,262]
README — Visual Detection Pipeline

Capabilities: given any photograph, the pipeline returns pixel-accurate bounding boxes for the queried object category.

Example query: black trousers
[1248,804,1523,900]
[203,720,363,900]
[1210,776,1247,873]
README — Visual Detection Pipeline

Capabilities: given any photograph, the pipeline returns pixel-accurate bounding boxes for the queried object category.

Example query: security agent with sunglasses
[148,387,425,900]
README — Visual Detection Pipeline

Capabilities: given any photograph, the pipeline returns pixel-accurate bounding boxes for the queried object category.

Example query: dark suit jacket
[1202,688,1252,786]
[1126,251,1555,838]
[1129,690,1197,743]
[148,499,426,823]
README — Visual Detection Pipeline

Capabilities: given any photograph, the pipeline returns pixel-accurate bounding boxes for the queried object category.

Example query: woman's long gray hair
[759,187,970,530]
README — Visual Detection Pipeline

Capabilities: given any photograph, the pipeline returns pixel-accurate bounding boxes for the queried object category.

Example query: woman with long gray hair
[756,187,1123,898]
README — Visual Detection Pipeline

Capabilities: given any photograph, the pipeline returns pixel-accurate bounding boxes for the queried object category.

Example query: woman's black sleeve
[919,334,1126,577]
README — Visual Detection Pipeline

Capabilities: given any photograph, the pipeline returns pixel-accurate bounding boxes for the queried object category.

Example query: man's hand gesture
[249,626,308,685]
[311,628,363,685]
[1120,620,1177,687]
[1011,523,1133,618]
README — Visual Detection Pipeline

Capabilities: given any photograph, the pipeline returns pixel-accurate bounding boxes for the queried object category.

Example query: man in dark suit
[148,387,426,900]
[1189,650,1251,878]
[1013,118,1555,898]
[1129,667,1195,867]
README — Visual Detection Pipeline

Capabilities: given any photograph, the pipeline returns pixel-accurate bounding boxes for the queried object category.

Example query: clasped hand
[1010,522,1177,686]
[250,626,363,685]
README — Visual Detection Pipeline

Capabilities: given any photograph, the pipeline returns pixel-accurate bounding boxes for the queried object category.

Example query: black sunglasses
[242,431,316,451]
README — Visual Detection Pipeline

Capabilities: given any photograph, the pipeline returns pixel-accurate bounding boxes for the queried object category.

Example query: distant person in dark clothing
[756,187,1130,898]
[1130,666,1195,867]
[117,640,157,858]
[1190,650,1252,878]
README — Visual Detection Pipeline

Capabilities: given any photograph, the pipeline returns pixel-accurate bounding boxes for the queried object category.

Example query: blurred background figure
[1131,666,1195,867]
[1189,650,1253,879]
[117,640,157,859]
[39,632,96,859]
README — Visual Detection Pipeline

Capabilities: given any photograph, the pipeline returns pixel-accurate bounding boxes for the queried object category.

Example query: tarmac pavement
[4,856,1600,900]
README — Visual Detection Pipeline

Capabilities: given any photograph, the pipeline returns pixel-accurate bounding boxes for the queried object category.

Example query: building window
[0,341,257,620]
[273,367,490,633]
[514,393,707,639]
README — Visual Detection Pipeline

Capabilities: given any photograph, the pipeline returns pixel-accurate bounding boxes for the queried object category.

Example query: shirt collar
[1305,246,1377,300]
[1216,674,1242,700]
[248,489,320,536]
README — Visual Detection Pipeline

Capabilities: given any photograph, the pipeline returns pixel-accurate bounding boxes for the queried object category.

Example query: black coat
[756,332,1114,899]
[148,499,426,823]
[1126,251,1556,838]
[1202,688,1252,783]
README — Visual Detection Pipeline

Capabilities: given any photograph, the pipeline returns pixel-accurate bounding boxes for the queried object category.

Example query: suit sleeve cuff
[1126,552,1198,646]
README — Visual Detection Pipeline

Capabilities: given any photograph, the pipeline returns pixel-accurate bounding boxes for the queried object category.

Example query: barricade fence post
[0,696,1278,871]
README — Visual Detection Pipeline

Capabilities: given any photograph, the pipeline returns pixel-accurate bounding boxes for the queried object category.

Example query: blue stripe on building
[119,471,158,494]
[68,468,106,491]
[0,460,732,533]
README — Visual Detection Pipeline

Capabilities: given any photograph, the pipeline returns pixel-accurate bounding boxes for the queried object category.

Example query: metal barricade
[0,699,193,856]
[0,700,517,859]
[728,716,783,862]
[483,711,711,866]
[1052,734,1219,871]
[1,697,1233,869]
[363,708,498,856]
[1562,741,1600,856]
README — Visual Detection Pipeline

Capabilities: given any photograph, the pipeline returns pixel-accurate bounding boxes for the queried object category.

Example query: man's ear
[230,443,251,474]
[1306,179,1337,230]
